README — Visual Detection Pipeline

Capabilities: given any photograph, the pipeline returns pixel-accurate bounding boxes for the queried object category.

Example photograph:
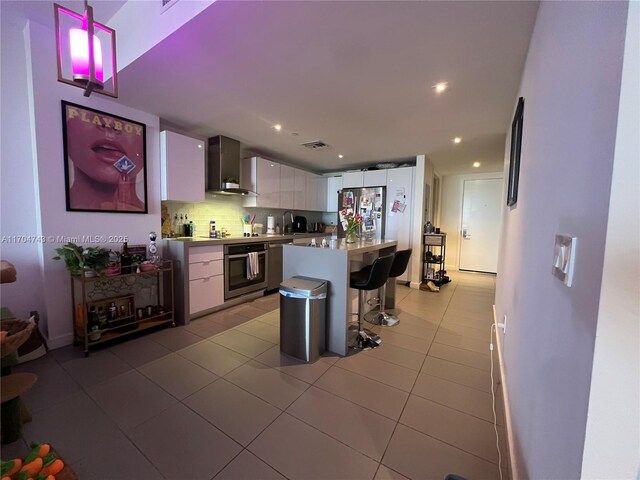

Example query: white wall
[409,155,436,288]
[440,172,503,271]
[493,2,628,478]
[110,0,215,71]
[0,14,46,320]
[1,9,162,347]
[581,1,640,477]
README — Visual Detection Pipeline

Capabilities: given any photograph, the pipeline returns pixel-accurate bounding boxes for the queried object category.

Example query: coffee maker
[293,216,307,233]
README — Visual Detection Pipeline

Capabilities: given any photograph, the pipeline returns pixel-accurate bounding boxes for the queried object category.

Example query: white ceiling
[12,0,539,175]
[3,0,126,30]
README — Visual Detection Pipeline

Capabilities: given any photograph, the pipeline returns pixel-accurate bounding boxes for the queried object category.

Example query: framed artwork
[61,101,148,213]
[507,97,524,207]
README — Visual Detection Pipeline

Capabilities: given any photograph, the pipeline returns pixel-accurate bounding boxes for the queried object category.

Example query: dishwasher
[267,241,287,291]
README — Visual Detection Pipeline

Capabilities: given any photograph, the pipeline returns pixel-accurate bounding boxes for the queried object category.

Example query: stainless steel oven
[224,242,268,299]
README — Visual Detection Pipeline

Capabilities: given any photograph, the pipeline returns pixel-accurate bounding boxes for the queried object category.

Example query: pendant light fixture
[54,1,118,97]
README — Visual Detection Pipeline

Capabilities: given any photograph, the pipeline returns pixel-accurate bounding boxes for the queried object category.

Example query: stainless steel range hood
[207,135,253,195]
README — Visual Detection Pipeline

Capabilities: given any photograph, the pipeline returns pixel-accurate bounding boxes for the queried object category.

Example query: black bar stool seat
[349,254,394,349]
[364,249,412,327]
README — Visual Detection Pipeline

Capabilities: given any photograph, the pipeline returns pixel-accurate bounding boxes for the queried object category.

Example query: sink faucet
[282,211,293,234]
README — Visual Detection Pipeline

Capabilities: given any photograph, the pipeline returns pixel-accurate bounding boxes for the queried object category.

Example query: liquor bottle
[121,242,131,274]
[172,214,178,237]
[88,306,101,341]
[108,302,118,321]
[184,214,190,237]
[97,306,107,328]
[88,306,99,328]
[209,220,216,238]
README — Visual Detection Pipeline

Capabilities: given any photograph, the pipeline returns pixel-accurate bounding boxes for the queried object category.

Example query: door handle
[462,227,471,240]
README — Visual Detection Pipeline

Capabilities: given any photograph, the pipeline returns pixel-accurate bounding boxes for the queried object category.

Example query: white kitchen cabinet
[189,276,224,314]
[280,164,294,209]
[188,245,224,315]
[160,131,205,202]
[342,171,364,188]
[242,157,280,208]
[294,169,306,210]
[306,173,320,211]
[316,176,328,212]
[325,176,343,212]
[386,166,415,282]
[364,169,387,187]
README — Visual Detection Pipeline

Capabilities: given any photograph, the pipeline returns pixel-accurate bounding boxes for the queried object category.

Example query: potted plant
[105,250,121,276]
[53,243,111,276]
[130,253,145,273]
[340,209,362,243]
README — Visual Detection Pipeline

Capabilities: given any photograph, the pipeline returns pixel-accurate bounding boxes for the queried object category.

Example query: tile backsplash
[163,194,336,238]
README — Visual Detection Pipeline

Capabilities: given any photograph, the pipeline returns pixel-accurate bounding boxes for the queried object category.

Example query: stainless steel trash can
[279,276,327,363]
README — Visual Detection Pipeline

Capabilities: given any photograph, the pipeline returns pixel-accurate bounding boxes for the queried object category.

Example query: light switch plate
[552,234,577,287]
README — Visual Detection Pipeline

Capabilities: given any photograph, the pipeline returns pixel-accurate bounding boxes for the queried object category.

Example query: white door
[459,178,502,273]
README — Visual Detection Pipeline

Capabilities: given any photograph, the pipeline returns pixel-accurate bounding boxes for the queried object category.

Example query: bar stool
[349,254,394,349]
[365,249,412,327]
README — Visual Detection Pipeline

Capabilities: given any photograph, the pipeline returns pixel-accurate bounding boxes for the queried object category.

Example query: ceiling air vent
[300,140,330,150]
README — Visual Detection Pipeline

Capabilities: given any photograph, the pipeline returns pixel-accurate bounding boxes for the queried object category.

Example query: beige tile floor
[3,271,509,480]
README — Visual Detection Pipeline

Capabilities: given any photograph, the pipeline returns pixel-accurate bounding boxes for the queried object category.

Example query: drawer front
[189,275,224,314]
[189,259,223,280]
[189,245,223,263]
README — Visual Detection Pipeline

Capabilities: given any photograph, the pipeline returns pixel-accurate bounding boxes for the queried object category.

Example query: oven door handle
[226,252,266,260]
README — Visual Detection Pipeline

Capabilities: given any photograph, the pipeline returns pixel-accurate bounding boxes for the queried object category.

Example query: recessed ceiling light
[473,161,481,168]
[197,144,202,149]
[433,82,449,93]
[273,124,282,131]
[338,154,344,159]
[453,137,462,144]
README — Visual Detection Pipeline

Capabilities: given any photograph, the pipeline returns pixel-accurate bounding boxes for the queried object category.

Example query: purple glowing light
[69,28,103,83]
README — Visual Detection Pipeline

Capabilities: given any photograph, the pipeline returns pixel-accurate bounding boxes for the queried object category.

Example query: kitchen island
[164,233,330,324]
[283,238,397,356]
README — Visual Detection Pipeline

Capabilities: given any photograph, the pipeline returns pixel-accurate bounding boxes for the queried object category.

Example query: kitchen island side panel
[283,246,350,355]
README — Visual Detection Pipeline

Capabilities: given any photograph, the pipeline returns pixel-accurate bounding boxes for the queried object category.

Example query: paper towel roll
[267,215,276,233]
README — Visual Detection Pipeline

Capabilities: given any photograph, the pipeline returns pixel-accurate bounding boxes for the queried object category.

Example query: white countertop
[162,232,329,248]
[284,238,397,256]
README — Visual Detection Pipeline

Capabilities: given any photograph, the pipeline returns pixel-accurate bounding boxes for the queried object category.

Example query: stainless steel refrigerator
[337,186,386,241]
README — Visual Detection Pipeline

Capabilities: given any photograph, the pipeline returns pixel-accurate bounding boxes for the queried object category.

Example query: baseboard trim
[46,332,74,350]
[493,305,519,480]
